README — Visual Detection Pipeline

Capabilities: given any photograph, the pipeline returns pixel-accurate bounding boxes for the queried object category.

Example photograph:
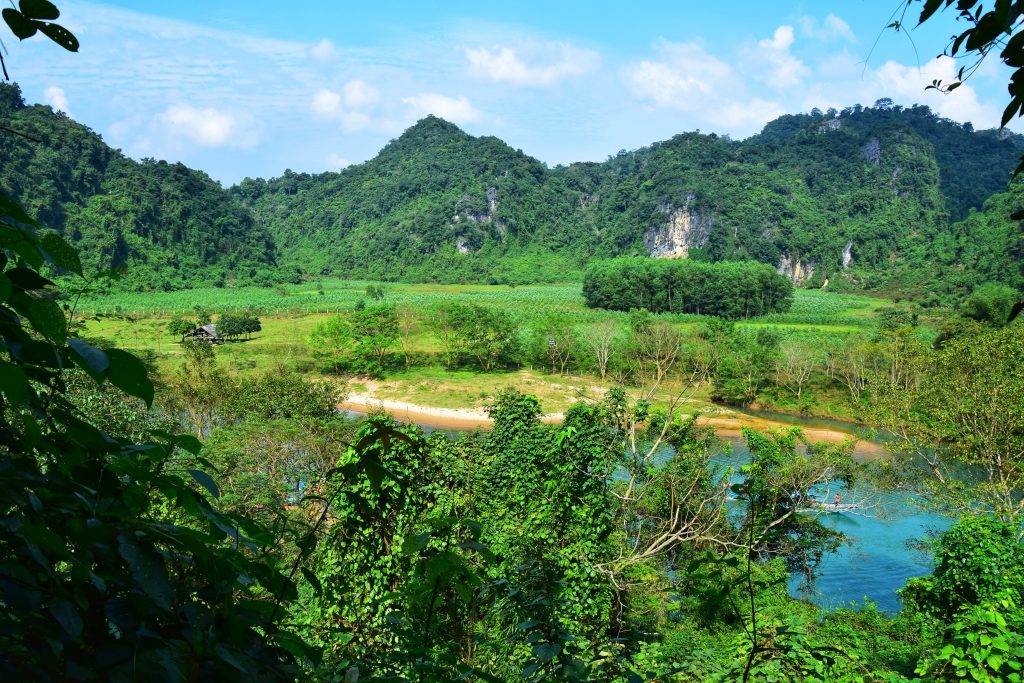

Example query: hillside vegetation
[0,83,279,290]
[3,81,1022,297]
[236,102,1023,297]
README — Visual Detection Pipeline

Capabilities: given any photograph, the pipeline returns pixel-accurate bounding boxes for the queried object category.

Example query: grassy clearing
[79,282,887,418]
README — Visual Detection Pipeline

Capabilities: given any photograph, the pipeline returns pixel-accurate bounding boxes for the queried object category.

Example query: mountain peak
[395,116,471,144]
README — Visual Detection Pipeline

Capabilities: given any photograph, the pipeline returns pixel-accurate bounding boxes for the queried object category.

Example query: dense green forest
[582,258,793,317]
[235,104,1023,297]
[3,80,1023,298]
[0,83,280,290]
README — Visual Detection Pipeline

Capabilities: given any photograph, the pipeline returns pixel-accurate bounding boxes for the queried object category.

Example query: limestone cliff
[777,253,816,285]
[643,195,713,258]
[451,187,502,254]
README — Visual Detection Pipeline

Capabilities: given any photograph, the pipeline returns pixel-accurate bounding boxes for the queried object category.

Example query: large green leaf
[24,296,67,343]
[2,8,37,39]
[117,533,173,611]
[0,360,29,405]
[0,191,38,225]
[105,348,154,407]
[40,232,82,275]
[19,0,59,20]
[188,468,220,499]
[67,338,109,382]
[37,21,77,51]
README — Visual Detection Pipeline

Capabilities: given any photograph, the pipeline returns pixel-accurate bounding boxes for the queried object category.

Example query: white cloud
[623,42,737,110]
[342,79,379,108]
[402,93,481,124]
[719,97,788,129]
[800,14,856,42]
[623,41,786,137]
[747,26,809,89]
[326,152,350,169]
[157,104,256,148]
[342,111,373,131]
[43,86,69,113]
[465,42,599,87]
[310,38,337,63]
[311,88,343,119]
[802,53,1002,129]
[874,56,993,123]
[310,82,380,131]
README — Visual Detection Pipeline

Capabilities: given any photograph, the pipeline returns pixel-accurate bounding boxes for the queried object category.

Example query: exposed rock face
[452,188,503,252]
[842,240,853,269]
[777,253,816,285]
[863,138,881,165]
[486,186,497,215]
[643,194,713,258]
[818,118,841,133]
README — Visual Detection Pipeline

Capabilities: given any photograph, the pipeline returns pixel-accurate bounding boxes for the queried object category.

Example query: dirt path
[340,392,884,458]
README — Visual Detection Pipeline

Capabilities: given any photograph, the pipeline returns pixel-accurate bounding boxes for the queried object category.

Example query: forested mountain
[0,83,278,290]
[236,101,1023,295]
[2,79,1021,295]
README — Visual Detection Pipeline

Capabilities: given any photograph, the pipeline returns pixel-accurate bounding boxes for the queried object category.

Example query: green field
[77,281,898,420]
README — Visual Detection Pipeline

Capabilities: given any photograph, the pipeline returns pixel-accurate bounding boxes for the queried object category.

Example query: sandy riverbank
[340,393,885,458]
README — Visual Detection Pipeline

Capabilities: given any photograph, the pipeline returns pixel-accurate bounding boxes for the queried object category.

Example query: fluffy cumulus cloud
[402,93,481,124]
[465,42,599,87]
[311,88,343,118]
[326,152,350,169]
[310,38,337,63]
[342,80,379,108]
[872,56,991,123]
[623,15,1010,139]
[623,42,738,111]
[43,86,69,113]
[802,53,1003,129]
[800,14,856,42]
[622,41,787,137]
[746,25,809,89]
[310,80,381,131]
[157,104,257,148]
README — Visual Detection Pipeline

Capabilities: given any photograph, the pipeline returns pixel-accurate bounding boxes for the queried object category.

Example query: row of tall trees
[583,258,793,318]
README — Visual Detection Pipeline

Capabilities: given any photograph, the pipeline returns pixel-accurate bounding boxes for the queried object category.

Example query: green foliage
[0,186,313,675]
[2,79,1022,294]
[736,428,854,576]
[309,304,398,376]
[431,302,519,371]
[902,517,1024,619]
[583,257,793,318]
[0,82,278,291]
[166,315,193,338]
[962,281,1021,326]
[710,325,781,406]
[915,592,1024,682]
[217,310,261,340]
[228,103,1023,293]
[218,369,344,422]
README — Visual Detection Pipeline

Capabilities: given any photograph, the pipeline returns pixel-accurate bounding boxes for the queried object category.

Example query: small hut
[188,323,220,344]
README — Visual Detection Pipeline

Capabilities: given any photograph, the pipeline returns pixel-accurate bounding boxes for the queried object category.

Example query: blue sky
[4,1,1018,185]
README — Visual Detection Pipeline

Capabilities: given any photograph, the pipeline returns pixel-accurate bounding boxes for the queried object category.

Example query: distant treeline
[583,258,793,318]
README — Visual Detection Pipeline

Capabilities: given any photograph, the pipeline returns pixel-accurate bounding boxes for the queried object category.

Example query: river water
[717,435,948,614]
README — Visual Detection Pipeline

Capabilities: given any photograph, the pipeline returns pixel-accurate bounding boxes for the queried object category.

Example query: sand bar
[341,393,884,458]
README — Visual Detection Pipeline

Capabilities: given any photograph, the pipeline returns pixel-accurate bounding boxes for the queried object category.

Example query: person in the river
[834,493,841,507]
